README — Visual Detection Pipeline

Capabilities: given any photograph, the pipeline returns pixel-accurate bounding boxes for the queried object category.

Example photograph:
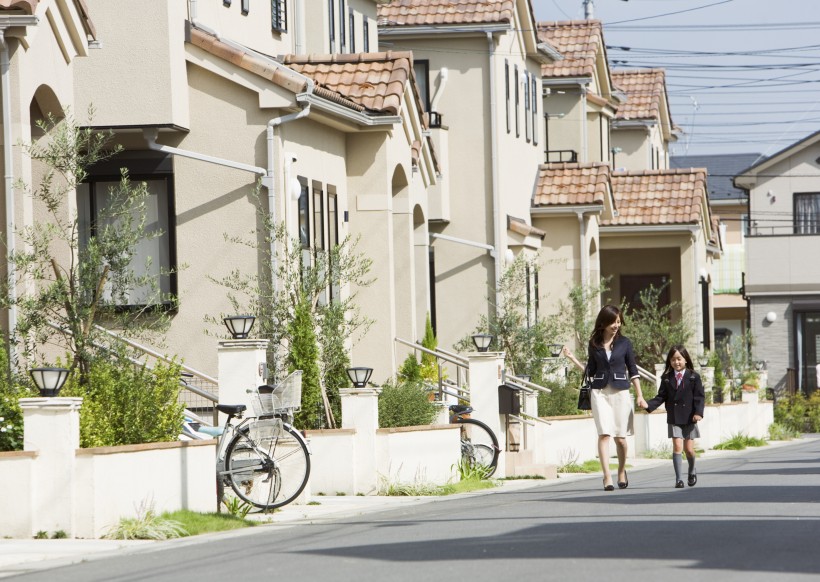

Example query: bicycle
[449,404,500,477]
[214,370,311,511]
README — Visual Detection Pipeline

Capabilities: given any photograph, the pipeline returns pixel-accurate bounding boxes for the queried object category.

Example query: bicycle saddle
[216,404,247,416]
[449,404,473,414]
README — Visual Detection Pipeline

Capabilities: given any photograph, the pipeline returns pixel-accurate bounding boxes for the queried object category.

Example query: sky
[531,0,820,160]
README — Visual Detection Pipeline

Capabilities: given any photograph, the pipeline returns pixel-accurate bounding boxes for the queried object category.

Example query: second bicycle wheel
[224,421,310,510]
[456,417,499,477]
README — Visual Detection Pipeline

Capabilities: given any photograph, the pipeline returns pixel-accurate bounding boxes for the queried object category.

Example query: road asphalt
[0,437,811,579]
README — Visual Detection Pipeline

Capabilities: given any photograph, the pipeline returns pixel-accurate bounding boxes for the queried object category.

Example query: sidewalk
[0,439,806,579]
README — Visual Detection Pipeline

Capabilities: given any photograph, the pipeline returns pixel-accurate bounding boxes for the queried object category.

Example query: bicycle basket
[250,370,303,416]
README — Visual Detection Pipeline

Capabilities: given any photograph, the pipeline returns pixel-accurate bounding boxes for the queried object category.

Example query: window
[795,192,820,234]
[514,65,520,138]
[532,76,538,146]
[505,60,510,134]
[223,0,231,6]
[271,0,287,32]
[297,178,341,304]
[78,151,176,309]
[339,0,346,53]
[349,9,356,53]
[241,0,249,15]
[524,72,531,142]
[414,60,431,113]
[363,18,369,52]
[328,1,335,53]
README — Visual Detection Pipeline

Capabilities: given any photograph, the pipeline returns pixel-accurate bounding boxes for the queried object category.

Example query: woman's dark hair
[589,304,624,348]
[664,344,695,374]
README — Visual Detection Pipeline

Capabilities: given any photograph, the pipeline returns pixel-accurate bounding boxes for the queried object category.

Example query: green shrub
[287,295,323,430]
[378,380,437,428]
[537,378,582,417]
[0,348,30,451]
[62,351,185,448]
[768,422,799,441]
[773,392,820,433]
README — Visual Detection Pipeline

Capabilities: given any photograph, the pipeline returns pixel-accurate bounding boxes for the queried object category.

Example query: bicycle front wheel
[456,417,500,477]
[224,421,310,510]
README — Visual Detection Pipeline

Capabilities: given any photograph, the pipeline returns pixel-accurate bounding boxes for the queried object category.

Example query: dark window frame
[505,60,511,134]
[241,0,249,15]
[514,65,520,138]
[414,59,431,113]
[794,192,820,234]
[363,18,369,52]
[328,1,335,52]
[349,9,356,53]
[339,0,346,53]
[271,0,287,32]
[532,76,538,146]
[80,152,178,311]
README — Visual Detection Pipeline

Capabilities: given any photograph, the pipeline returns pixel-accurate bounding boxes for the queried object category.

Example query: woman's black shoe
[675,480,685,489]
[618,471,628,489]
[688,473,697,487]
[603,478,615,491]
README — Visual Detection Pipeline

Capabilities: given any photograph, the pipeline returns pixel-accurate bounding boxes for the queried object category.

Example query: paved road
[10,437,820,581]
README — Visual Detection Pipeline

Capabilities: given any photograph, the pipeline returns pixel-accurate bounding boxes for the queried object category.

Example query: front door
[797,311,820,395]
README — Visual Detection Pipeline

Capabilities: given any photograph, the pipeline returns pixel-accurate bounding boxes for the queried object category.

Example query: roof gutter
[299,93,401,126]
[531,205,602,216]
[378,24,509,37]
[599,224,700,234]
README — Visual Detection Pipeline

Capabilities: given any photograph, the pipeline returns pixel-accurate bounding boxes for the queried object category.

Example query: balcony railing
[749,223,820,236]
[544,149,578,164]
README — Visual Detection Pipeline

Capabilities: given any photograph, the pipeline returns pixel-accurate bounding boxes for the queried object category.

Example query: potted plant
[741,370,760,392]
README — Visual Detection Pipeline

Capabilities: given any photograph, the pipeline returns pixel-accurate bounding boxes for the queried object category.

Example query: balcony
[745,233,820,291]
[544,149,578,164]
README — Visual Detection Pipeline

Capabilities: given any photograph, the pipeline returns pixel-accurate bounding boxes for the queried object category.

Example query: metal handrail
[46,321,220,424]
[505,373,552,394]
[394,337,469,402]
[636,364,658,385]
[394,337,467,367]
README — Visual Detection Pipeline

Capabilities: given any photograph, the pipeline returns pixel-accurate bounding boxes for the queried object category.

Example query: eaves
[378,23,510,38]
[531,205,602,216]
[542,77,592,88]
[612,119,657,130]
[299,94,401,128]
[600,224,699,235]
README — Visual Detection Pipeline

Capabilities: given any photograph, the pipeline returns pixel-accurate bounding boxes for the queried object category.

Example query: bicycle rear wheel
[456,417,499,477]
[224,421,310,510]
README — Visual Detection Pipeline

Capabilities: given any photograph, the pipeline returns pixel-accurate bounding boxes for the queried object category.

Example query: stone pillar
[340,387,382,494]
[654,363,665,389]
[467,351,506,476]
[217,339,270,418]
[20,397,83,538]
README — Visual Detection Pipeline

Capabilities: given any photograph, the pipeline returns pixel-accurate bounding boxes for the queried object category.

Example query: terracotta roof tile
[605,168,707,226]
[0,0,38,13]
[285,51,417,116]
[534,162,610,207]
[537,20,603,79]
[378,0,516,27]
[611,69,666,121]
[508,215,546,238]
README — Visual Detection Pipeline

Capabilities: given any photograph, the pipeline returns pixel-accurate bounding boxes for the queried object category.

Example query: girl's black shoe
[688,474,697,487]
[675,480,685,488]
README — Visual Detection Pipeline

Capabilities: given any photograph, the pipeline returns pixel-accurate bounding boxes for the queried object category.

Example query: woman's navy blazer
[585,335,640,390]
[646,369,706,425]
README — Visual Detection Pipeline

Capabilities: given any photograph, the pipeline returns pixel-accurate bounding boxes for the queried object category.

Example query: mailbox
[498,383,521,415]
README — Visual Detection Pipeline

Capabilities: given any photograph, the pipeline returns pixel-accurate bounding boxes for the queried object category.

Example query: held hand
[693,414,702,423]
[637,398,648,410]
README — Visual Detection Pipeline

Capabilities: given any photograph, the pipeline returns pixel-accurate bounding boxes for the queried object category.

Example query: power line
[605,0,736,26]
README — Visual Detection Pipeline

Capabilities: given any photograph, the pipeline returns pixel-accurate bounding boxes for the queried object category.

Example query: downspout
[576,211,588,288]
[1,30,16,346]
[580,85,588,163]
[487,32,502,307]
[294,0,305,55]
[266,105,311,291]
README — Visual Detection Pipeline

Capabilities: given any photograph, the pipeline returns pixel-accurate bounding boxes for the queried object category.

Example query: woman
[563,305,647,491]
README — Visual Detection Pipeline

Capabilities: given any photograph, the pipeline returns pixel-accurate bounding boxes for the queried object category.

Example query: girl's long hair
[664,344,695,375]
[589,304,624,348]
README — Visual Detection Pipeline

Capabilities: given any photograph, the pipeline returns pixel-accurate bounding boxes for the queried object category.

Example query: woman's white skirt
[590,385,634,437]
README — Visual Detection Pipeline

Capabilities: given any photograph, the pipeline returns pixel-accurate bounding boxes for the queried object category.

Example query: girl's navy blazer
[646,369,706,426]
[585,336,640,390]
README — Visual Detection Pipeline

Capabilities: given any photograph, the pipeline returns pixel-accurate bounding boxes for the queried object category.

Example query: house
[672,153,760,345]
[734,132,820,395]
[610,68,677,172]
[0,0,96,342]
[11,0,437,388]
[535,20,717,357]
[378,0,555,355]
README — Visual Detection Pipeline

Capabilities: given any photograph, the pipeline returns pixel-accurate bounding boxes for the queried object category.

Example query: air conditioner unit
[542,86,551,96]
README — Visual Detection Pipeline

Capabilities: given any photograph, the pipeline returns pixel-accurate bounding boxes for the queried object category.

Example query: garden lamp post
[223,315,255,339]
[29,367,69,397]
[347,366,373,388]
[471,334,493,353]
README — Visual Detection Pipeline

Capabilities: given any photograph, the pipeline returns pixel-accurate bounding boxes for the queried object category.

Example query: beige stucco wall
[612,124,669,172]
[542,89,585,161]
[75,0,189,128]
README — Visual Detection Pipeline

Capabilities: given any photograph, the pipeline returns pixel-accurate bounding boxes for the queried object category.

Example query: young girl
[641,345,705,488]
